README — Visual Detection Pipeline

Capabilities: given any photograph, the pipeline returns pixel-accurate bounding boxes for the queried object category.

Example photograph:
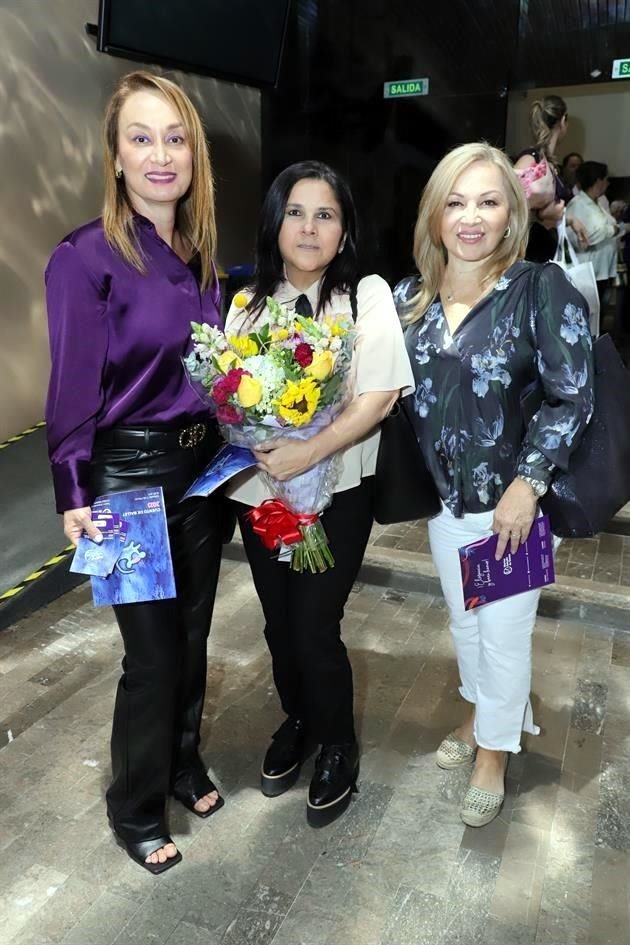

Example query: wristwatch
[517,475,548,498]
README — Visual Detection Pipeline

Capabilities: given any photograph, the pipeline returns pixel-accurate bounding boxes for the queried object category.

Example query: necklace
[444,274,485,306]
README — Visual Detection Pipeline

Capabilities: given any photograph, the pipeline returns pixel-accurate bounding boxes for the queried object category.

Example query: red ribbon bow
[246,499,318,551]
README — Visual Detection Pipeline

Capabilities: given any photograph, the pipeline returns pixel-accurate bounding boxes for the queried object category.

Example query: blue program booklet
[70,512,124,577]
[181,443,257,501]
[90,487,176,607]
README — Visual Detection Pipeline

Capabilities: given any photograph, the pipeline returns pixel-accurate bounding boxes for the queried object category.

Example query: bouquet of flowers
[184,293,355,572]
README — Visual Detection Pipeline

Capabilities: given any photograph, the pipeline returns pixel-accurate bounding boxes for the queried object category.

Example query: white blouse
[223,273,415,507]
[566,190,617,280]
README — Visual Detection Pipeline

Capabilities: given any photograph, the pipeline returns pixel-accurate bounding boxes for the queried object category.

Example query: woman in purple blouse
[45,72,226,874]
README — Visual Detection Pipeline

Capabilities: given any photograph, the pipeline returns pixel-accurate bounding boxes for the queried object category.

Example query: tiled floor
[0,558,629,945]
[369,520,630,589]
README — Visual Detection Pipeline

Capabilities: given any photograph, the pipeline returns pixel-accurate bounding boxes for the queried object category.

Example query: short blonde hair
[102,71,217,291]
[408,142,529,324]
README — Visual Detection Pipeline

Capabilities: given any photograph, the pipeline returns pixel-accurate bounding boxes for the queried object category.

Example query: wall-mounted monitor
[97,0,292,89]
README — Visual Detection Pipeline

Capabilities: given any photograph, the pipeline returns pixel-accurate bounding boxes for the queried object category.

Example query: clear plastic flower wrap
[223,408,342,572]
[184,294,355,572]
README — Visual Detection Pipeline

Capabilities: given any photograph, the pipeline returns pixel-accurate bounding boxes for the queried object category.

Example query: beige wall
[0,0,261,441]
[506,82,630,174]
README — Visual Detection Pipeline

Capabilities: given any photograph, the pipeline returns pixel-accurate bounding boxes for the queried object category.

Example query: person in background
[401,142,593,827]
[567,161,620,309]
[610,200,630,341]
[225,161,414,828]
[560,151,583,194]
[45,72,226,874]
[514,96,587,260]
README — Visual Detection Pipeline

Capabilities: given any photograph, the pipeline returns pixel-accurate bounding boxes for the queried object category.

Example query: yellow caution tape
[0,543,76,604]
[0,420,46,450]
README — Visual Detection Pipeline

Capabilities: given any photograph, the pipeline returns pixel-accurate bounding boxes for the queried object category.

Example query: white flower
[560,303,591,346]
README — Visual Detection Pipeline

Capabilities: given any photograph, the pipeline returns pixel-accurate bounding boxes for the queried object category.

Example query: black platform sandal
[173,779,225,820]
[109,821,182,875]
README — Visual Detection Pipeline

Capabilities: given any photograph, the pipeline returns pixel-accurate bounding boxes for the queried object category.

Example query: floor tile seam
[388,663,434,727]
[108,893,162,945]
[44,886,145,945]
[266,864,326,945]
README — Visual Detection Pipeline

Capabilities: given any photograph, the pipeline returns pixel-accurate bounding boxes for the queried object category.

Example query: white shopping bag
[552,215,600,336]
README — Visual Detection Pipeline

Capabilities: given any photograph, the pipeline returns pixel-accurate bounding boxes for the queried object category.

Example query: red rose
[294,343,314,368]
[216,403,245,425]
[212,377,231,405]
[224,367,250,394]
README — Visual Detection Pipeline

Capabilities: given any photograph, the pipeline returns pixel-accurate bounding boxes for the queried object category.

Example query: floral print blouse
[398,261,594,517]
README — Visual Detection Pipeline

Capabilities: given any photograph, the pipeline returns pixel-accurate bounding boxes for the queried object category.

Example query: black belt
[96,420,211,451]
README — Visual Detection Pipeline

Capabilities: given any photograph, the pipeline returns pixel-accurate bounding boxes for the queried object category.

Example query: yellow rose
[217,350,242,373]
[237,374,263,408]
[271,327,289,342]
[232,292,249,309]
[229,335,259,358]
[306,350,335,381]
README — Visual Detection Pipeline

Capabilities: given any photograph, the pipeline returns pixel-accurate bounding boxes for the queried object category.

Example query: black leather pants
[90,431,224,843]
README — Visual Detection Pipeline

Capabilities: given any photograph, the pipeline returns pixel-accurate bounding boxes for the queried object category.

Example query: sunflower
[276,378,321,427]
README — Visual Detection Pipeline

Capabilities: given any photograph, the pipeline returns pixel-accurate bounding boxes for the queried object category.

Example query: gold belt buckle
[178,423,206,449]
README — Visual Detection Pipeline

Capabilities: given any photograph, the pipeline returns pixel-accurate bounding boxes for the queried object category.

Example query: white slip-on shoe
[435,732,476,769]
[460,785,504,827]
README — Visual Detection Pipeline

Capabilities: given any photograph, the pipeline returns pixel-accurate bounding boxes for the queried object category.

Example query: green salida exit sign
[383,77,429,99]
[612,58,630,79]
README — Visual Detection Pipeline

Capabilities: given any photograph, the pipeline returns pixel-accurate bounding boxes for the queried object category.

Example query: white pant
[428,504,541,753]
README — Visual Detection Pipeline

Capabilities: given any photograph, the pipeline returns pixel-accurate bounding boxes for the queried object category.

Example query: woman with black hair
[225,160,413,827]
[560,151,583,193]
[567,161,620,309]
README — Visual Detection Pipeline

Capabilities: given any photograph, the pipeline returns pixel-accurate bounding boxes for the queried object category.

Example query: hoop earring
[115,168,123,180]
[503,225,511,240]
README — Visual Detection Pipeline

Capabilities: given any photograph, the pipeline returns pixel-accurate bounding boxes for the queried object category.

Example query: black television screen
[97,0,291,88]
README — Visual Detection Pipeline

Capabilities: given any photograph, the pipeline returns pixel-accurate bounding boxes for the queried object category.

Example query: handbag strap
[553,213,579,267]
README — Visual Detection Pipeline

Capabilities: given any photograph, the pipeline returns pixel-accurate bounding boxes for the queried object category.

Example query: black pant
[234,478,374,745]
[90,432,224,844]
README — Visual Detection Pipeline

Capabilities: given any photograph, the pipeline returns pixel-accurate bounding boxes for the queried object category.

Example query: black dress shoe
[307,741,359,828]
[261,717,306,797]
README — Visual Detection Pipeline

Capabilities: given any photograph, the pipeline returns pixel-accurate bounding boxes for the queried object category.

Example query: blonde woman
[514,95,587,259]
[45,72,225,872]
[401,142,593,826]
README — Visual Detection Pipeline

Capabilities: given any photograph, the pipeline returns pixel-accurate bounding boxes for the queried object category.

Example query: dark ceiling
[517,0,630,87]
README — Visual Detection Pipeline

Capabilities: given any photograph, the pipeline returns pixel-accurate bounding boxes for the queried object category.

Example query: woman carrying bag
[225,161,414,827]
[402,142,594,827]
[567,161,620,312]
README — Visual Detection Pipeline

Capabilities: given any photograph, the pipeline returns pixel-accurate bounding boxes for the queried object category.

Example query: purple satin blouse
[45,216,222,513]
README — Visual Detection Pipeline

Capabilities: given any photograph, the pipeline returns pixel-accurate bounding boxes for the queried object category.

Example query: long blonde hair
[530,94,567,162]
[408,142,529,324]
[102,71,217,291]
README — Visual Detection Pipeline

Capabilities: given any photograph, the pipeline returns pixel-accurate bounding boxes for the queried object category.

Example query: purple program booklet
[459,514,555,610]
